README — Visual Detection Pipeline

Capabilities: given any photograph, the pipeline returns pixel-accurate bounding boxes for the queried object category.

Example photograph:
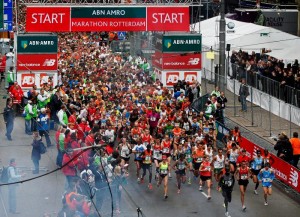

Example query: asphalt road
[0,117,299,217]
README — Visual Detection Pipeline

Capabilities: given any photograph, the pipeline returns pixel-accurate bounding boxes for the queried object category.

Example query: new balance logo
[43,59,56,67]
[289,168,298,188]
[187,58,200,65]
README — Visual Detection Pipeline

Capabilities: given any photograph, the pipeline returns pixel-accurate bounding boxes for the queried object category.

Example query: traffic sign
[118,32,126,40]
[4,0,13,8]
[0,0,13,32]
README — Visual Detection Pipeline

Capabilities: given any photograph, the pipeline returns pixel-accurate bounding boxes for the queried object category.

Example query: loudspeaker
[226,44,231,51]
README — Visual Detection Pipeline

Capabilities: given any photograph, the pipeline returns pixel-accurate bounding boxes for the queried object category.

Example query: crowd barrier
[216,122,300,193]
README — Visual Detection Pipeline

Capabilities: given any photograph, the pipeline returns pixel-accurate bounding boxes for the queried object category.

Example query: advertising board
[153,52,201,70]
[17,54,58,71]
[155,70,201,87]
[17,72,58,89]
[17,34,58,53]
[215,122,300,193]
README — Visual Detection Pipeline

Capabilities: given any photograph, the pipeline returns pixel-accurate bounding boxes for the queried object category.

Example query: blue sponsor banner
[4,0,13,8]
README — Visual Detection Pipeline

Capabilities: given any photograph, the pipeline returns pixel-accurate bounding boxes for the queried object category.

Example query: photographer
[274,133,293,164]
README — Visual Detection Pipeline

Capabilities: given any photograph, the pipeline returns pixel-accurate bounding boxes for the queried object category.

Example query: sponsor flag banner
[17,54,57,71]
[161,35,202,52]
[153,51,201,70]
[17,72,58,89]
[26,6,190,32]
[26,7,71,32]
[17,34,58,53]
[146,6,189,31]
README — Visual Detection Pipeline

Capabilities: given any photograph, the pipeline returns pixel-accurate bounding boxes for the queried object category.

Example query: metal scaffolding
[20,0,200,5]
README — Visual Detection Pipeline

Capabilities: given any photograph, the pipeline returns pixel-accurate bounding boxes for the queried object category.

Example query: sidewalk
[203,78,300,155]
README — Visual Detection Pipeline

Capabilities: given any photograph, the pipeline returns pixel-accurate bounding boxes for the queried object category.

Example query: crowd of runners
[3,32,276,217]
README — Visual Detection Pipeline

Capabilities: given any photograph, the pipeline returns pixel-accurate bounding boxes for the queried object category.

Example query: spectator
[3,98,14,141]
[31,132,44,174]
[37,108,52,147]
[7,158,25,214]
[238,78,249,112]
[290,132,300,168]
[274,133,293,164]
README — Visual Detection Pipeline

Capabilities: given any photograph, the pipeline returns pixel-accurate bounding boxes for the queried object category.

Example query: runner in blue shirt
[258,163,275,206]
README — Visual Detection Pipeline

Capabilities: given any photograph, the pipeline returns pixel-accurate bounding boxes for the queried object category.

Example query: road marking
[201,191,208,198]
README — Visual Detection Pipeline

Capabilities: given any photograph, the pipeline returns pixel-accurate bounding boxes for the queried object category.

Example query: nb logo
[289,168,298,187]
[188,58,200,65]
[43,59,56,66]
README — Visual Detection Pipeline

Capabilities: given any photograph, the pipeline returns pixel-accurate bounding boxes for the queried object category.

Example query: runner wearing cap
[250,150,264,195]
[258,163,275,205]
[235,161,250,211]
[157,155,170,199]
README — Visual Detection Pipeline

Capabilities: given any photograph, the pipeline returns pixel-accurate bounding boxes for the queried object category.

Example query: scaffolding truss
[20,0,202,5]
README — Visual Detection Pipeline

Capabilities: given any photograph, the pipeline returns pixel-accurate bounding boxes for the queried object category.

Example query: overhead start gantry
[20,0,201,5]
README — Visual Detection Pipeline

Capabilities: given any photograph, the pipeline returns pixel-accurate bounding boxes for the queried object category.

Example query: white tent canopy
[193,16,300,58]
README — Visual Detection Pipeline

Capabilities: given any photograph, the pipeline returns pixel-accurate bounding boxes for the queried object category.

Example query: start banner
[215,122,300,193]
[26,6,190,32]
[17,54,58,71]
[152,52,201,70]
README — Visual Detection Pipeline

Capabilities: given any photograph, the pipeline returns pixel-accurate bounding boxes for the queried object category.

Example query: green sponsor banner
[71,7,146,18]
[162,35,202,52]
[17,35,58,53]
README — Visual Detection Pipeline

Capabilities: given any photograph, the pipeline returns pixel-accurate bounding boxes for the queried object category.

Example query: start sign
[26,6,190,32]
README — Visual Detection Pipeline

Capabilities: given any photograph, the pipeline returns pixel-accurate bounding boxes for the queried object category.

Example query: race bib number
[241,174,248,180]
[178,164,185,170]
[150,117,156,121]
[263,178,271,182]
[163,148,169,153]
[196,157,202,163]
[145,156,151,161]
[160,169,168,174]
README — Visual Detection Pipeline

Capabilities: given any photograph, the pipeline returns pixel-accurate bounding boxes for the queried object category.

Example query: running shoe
[188,178,191,185]
[148,183,153,190]
[164,195,168,199]
[225,212,231,217]
[207,196,211,200]
[168,173,172,179]
[254,190,258,195]
[199,186,203,191]
[264,201,268,206]
[242,205,246,211]
[177,189,181,194]
[140,178,144,184]
[137,178,141,183]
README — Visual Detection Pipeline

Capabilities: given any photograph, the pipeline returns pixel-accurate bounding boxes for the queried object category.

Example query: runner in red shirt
[236,149,251,167]
[199,155,212,200]
[235,161,251,211]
